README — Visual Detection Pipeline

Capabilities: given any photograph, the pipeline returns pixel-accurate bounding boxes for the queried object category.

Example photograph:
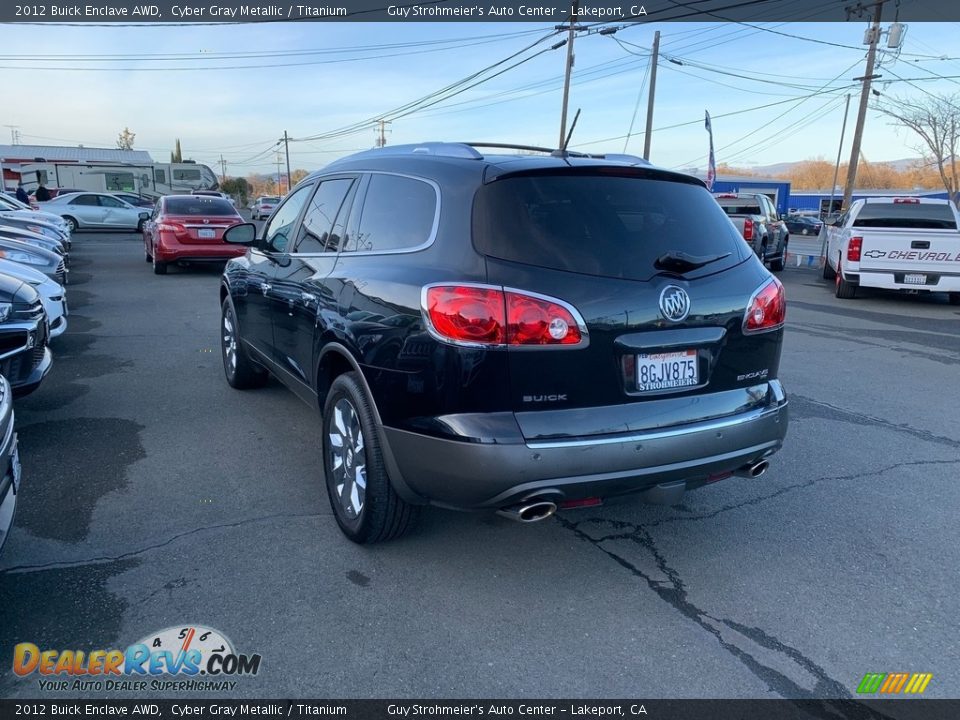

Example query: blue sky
[3,20,959,176]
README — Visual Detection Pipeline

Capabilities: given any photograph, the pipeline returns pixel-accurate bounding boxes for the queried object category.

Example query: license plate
[11,441,21,492]
[198,228,216,239]
[904,273,926,285]
[636,350,699,392]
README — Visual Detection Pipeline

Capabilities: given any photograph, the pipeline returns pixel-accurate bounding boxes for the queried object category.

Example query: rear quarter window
[349,174,437,253]
[473,171,748,281]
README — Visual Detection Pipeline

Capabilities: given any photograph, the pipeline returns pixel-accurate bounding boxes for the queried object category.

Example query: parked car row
[0,195,74,556]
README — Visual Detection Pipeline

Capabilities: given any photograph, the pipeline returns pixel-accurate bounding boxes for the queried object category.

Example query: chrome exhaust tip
[497,499,558,523]
[734,459,770,479]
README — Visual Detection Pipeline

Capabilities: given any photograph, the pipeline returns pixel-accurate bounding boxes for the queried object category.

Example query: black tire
[322,371,418,544]
[835,268,857,299]
[152,256,167,274]
[769,240,786,272]
[63,216,78,233]
[822,256,836,280]
[137,219,145,233]
[948,292,960,306]
[145,246,152,262]
[220,299,268,389]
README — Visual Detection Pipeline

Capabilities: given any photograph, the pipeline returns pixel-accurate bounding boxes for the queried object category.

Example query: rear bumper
[854,269,960,292]
[155,242,246,263]
[384,380,789,509]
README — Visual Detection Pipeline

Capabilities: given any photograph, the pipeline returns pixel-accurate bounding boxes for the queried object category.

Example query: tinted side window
[350,174,436,253]
[71,195,99,206]
[295,179,355,254]
[99,195,125,208]
[263,185,312,253]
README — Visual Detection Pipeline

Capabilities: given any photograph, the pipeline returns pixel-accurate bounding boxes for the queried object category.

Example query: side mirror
[224,223,258,246]
[823,214,839,226]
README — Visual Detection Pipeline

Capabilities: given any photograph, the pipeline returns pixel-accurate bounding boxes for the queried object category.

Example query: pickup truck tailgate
[858,228,960,274]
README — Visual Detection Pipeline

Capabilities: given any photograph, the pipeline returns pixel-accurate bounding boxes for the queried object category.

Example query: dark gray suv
[220,143,789,544]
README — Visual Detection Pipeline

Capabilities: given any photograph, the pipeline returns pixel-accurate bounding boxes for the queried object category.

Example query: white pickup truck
[823,197,960,303]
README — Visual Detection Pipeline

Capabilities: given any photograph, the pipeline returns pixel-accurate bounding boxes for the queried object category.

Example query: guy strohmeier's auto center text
[13,2,644,20]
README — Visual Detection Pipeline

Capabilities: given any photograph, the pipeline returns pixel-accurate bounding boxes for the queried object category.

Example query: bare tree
[876,93,960,207]
[117,127,136,151]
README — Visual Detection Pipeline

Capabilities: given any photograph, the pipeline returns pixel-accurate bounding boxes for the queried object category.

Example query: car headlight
[0,303,11,322]
[0,250,44,265]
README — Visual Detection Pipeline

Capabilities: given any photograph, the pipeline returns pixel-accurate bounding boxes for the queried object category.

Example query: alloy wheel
[328,398,367,519]
[222,310,237,376]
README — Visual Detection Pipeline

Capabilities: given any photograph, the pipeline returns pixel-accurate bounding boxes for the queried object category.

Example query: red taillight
[425,286,505,345]
[157,222,187,237]
[847,236,862,262]
[743,278,786,334]
[424,285,584,347]
[506,292,582,345]
[743,218,754,241]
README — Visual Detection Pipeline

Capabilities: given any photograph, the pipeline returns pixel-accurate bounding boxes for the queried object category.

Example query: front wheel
[322,371,418,544]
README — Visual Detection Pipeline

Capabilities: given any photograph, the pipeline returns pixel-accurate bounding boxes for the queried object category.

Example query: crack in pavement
[557,515,897,717]
[611,458,960,530]
[0,511,322,576]
[789,395,960,450]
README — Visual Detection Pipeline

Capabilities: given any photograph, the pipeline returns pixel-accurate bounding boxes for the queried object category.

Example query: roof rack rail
[326,143,483,167]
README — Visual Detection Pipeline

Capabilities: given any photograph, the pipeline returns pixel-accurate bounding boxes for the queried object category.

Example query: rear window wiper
[655,251,731,273]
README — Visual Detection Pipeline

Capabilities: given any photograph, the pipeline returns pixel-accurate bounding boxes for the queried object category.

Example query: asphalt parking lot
[1,228,958,701]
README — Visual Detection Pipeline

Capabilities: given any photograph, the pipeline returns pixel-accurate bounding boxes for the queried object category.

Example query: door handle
[301,292,317,303]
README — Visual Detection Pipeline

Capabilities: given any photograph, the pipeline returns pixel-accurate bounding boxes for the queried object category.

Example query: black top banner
[2,0,958,23]
[1,700,960,720]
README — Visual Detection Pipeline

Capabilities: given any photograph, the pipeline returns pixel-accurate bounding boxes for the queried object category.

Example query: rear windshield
[852,202,957,229]
[260,197,280,204]
[165,198,237,216]
[473,172,747,281]
[717,201,762,216]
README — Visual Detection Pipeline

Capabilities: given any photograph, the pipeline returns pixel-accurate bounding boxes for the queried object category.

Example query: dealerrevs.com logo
[13,625,261,692]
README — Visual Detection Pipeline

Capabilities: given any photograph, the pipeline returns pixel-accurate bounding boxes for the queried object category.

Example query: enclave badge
[659,285,691,322]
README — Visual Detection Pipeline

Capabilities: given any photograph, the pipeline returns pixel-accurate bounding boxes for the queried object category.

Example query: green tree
[221,177,251,205]
[170,139,183,163]
[117,127,136,150]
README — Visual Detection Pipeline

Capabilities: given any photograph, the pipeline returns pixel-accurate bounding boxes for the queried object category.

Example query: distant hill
[747,157,924,177]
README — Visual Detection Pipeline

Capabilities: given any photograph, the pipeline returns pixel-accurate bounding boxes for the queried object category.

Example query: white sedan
[39,192,151,232]
[0,259,67,338]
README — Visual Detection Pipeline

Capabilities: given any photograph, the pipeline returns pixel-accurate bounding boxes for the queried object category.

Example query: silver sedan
[39,192,150,232]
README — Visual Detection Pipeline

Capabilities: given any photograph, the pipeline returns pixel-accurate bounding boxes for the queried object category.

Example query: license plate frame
[636,349,699,393]
[198,228,217,239]
[903,273,927,285]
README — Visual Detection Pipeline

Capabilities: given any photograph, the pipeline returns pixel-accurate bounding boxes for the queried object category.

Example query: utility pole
[841,0,883,212]
[374,120,391,148]
[3,125,20,145]
[283,131,291,193]
[827,94,852,219]
[219,154,227,184]
[642,31,660,161]
[558,0,579,149]
[275,153,282,194]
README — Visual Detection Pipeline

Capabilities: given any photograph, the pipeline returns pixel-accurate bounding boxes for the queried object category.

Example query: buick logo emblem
[659,285,691,322]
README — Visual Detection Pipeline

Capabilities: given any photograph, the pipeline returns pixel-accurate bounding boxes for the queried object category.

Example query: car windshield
[164,198,237,216]
[852,202,957,229]
[473,171,747,282]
